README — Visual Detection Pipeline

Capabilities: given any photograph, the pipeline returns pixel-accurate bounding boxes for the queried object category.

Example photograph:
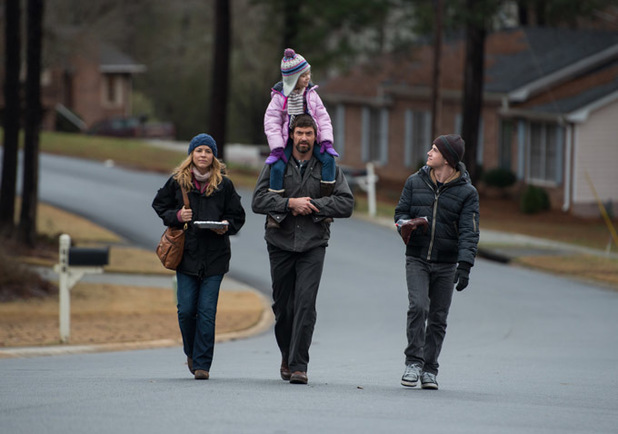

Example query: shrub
[0,241,57,302]
[520,185,550,214]
[482,168,517,189]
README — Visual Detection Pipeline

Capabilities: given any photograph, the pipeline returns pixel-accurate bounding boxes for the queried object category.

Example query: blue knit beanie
[188,133,217,157]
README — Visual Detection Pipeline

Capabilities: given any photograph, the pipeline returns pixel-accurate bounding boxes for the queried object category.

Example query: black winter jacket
[152,175,246,278]
[394,164,479,265]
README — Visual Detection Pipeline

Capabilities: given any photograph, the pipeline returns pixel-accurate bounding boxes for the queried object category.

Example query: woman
[152,133,246,380]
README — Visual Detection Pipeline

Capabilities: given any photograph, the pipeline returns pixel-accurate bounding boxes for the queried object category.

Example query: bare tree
[19,0,44,246]
[209,0,231,158]
[430,0,443,140]
[0,0,21,236]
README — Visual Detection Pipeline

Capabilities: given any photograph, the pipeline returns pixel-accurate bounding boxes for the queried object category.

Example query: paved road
[1,153,617,433]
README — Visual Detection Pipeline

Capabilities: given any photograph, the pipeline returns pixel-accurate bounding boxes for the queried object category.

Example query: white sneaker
[401,364,422,387]
[420,371,438,390]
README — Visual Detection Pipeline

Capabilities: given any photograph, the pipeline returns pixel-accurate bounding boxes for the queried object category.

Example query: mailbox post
[365,162,378,217]
[53,234,109,343]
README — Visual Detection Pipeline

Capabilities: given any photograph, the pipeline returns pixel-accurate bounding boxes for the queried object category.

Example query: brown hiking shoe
[194,370,209,380]
[280,360,291,381]
[290,371,308,384]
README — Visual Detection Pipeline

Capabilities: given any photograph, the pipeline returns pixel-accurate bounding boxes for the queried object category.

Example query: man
[394,134,479,390]
[252,114,354,385]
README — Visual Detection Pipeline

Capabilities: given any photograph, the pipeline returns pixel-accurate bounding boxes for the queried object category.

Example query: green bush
[482,168,517,188]
[520,185,550,214]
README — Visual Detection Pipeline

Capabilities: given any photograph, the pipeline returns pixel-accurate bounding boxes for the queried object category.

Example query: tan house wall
[572,99,618,217]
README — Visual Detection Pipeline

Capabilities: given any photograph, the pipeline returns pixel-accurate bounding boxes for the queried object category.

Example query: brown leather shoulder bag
[156,185,190,270]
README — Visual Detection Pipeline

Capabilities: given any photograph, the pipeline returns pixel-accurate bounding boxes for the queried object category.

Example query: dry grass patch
[36,202,122,244]
[107,245,173,275]
[515,255,618,289]
[0,282,264,347]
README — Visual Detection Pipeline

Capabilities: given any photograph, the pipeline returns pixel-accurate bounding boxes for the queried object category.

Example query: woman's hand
[179,207,192,223]
[211,220,229,235]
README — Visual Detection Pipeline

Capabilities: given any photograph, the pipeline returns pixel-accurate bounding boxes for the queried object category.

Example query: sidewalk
[478,229,618,262]
[364,213,618,262]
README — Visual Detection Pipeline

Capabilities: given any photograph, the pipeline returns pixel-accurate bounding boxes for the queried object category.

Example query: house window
[361,107,388,164]
[404,110,430,169]
[527,121,563,184]
[103,74,122,107]
[499,120,513,170]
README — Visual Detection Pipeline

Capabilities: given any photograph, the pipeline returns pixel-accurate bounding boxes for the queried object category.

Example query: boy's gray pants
[404,255,456,375]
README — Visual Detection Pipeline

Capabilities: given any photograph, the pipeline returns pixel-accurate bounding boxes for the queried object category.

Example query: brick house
[1,36,145,132]
[42,40,146,131]
[320,27,618,217]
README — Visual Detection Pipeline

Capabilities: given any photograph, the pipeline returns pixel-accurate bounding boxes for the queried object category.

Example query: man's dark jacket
[252,156,354,252]
[394,163,479,266]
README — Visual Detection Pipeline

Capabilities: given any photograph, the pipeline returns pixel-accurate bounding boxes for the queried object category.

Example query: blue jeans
[176,272,223,372]
[269,142,336,191]
[404,256,456,375]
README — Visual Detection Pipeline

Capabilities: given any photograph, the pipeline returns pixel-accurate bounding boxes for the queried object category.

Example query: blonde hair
[173,154,227,197]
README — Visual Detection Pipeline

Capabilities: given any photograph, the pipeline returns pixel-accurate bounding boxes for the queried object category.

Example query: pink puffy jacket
[264,83,334,151]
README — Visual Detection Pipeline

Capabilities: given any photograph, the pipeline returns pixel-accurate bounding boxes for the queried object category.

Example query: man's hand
[288,197,320,216]
[398,217,429,244]
[454,262,472,291]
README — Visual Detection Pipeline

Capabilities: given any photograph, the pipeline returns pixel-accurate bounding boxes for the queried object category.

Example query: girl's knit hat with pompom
[280,48,311,97]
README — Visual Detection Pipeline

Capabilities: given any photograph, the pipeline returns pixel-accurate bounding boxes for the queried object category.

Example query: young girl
[152,133,246,379]
[264,49,339,200]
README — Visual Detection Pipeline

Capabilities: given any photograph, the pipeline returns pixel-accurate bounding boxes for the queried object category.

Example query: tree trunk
[209,0,230,159]
[0,0,21,236]
[517,1,529,25]
[19,0,44,247]
[282,0,301,49]
[430,0,443,140]
[460,3,486,185]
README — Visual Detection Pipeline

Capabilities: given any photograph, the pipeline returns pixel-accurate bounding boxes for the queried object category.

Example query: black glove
[398,218,429,245]
[454,262,472,291]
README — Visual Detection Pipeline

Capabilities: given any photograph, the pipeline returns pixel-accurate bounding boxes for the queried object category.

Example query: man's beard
[295,141,311,155]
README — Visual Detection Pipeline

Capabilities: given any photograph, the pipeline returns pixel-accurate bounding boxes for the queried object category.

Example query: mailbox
[56,234,109,343]
[68,247,109,266]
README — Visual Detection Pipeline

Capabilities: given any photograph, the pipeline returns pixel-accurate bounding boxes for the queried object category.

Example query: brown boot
[194,370,209,380]
[280,359,291,381]
[267,215,280,229]
[187,357,195,374]
[320,181,335,197]
[290,371,308,384]
[267,188,285,228]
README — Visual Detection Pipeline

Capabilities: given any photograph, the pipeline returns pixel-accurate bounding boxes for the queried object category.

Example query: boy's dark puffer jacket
[394,164,479,265]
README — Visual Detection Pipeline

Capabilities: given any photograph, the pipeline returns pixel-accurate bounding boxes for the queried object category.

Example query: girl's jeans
[269,143,336,191]
[176,272,224,372]
[404,256,456,375]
